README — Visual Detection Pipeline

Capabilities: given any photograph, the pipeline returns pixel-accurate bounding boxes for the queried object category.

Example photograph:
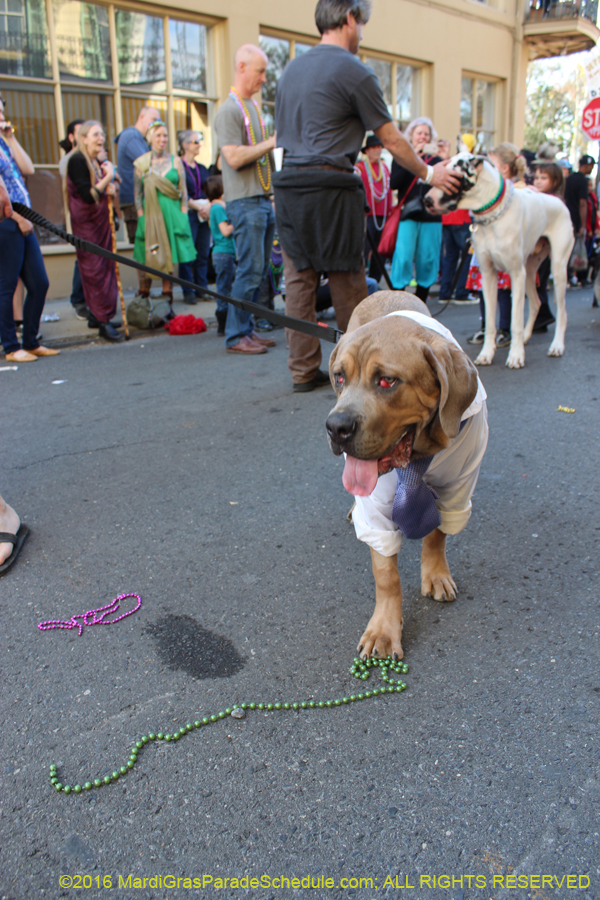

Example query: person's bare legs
[0,494,20,565]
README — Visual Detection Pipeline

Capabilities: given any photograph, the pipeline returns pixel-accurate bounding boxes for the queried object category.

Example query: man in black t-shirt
[565,154,594,236]
[273,0,459,392]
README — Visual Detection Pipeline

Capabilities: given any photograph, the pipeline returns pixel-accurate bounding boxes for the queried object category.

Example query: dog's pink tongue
[342,455,379,497]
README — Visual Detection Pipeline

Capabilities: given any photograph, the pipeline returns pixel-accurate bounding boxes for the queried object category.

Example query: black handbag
[399,154,435,220]
[400,194,425,220]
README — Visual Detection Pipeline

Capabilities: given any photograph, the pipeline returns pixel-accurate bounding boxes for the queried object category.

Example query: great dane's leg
[523,252,545,344]
[421,528,456,601]
[548,229,573,357]
[358,548,403,660]
[506,265,527,368]
[475,261,498,366]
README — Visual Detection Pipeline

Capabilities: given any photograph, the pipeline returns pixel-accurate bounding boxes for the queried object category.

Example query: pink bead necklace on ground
[38,592,141,636]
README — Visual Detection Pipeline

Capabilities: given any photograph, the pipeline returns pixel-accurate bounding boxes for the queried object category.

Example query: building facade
[1,0,597,297]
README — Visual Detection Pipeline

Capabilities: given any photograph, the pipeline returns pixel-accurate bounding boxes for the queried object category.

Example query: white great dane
[425,153,574,369]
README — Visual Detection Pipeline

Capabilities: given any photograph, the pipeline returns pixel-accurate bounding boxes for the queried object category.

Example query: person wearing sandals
[0,176,29,574]
[133,120,196,312]
[467,143,528,348]
[0,94,57,362]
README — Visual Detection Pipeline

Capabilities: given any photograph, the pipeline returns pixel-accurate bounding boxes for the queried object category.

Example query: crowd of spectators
[1,0,598,376]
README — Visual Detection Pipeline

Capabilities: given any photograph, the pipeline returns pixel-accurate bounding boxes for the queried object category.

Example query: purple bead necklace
[38,592,141,637]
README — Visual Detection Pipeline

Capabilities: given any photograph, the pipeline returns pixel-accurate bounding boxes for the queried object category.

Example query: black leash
[13,202,343,345]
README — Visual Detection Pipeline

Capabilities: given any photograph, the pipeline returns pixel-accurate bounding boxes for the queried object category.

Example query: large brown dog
[326,291,487,659]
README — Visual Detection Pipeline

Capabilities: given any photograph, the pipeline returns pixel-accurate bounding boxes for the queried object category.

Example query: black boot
[99,322,124,342]
[415,284,429,303]
[215,310,227,335]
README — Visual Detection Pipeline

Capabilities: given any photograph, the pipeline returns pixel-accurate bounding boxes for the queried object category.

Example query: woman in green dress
[133,120,196,304]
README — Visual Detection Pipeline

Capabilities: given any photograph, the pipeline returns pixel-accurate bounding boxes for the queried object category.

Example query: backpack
[126,294,171,330]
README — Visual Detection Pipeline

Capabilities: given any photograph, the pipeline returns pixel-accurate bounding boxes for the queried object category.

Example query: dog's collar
[470,179,514,227]
[472,175,506,215]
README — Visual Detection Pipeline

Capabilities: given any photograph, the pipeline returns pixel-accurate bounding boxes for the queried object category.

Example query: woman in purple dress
[66,120,122,342]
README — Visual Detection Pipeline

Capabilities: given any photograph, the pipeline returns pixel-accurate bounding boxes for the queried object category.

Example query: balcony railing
[525,0,599,26]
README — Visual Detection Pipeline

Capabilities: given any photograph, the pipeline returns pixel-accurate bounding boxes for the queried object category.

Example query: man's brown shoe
[5,350,37,362]
[28,345,60,357]
[250,330,276,347]
[226,335,267,355]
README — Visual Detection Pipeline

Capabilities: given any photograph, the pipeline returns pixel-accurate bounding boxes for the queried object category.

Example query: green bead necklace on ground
[49,656,408,796]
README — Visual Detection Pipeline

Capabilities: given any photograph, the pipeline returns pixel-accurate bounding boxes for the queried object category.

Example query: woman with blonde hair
[133,120,195,307]
[66,119,122,341]
[389,116,445,303]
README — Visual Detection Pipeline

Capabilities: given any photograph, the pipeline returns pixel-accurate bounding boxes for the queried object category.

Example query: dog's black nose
[424,194,434,210]
[326,411,357,445]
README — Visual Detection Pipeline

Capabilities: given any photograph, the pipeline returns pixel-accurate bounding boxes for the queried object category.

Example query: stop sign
[582,97,600,139]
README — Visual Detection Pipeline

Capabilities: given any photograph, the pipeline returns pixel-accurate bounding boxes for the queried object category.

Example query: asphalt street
[1,288,599,900]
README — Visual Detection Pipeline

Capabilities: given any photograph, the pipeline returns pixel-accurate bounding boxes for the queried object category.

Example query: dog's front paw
[421,570,457,602]
[358,612,403,661]
[548,341,564,357]
[506,349,525,368]
[474,350,494,366]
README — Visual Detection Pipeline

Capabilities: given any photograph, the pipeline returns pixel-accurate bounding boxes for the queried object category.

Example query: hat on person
[579,154,595,167]
[361,134,383,152]
[557,158,571,170]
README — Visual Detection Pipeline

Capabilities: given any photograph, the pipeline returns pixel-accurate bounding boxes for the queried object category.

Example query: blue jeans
[179,215,211,296]
[439,223,471,299]
[479,288,511,331]
[70,260,85,307]
[0,218,49,354]
[224,196,275,347]
[212,253,236,314]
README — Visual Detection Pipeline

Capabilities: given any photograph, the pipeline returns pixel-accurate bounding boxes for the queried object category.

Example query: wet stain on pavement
[64,834,96,864]
[146,615,245,679]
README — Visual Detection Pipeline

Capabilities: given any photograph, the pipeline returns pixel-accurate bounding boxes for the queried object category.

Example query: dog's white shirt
[352,313,489,557]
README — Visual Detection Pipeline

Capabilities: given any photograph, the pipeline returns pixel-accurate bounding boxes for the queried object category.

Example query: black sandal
[0,524,29,576]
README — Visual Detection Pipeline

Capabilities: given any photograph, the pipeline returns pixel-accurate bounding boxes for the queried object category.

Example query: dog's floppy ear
[422,342,479,440]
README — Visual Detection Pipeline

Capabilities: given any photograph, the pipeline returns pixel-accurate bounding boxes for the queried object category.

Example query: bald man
[213,44,277,355]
